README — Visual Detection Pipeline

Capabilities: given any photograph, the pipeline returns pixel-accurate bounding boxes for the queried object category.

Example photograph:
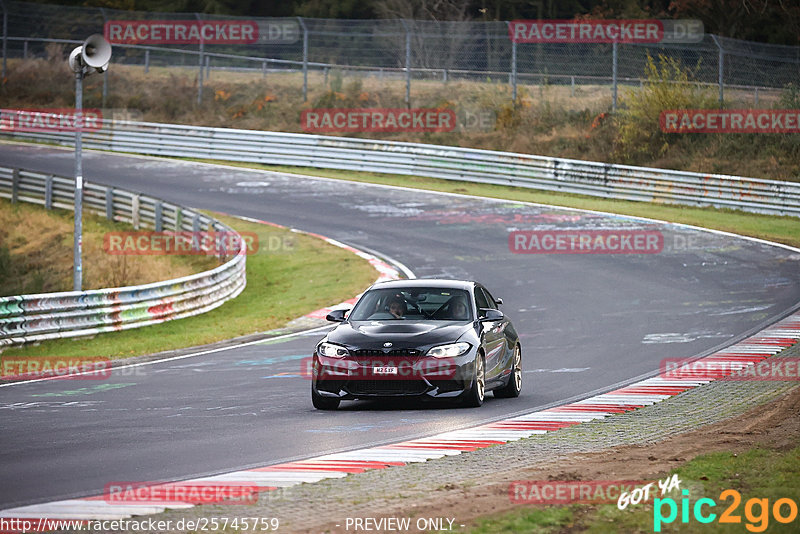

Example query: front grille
[346,380,429,396]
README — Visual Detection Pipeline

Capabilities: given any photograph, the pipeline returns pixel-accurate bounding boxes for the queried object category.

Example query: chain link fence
[1,0,799,109]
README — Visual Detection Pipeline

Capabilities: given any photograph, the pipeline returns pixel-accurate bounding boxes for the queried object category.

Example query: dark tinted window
[480,287,498,309]
[474,287,490,311]
[349,287,473,321]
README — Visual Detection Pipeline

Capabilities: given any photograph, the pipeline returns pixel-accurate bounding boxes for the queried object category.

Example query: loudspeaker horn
[69,34,112,73]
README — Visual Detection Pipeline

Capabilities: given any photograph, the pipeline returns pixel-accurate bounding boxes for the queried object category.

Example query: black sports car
[311,279,522,410]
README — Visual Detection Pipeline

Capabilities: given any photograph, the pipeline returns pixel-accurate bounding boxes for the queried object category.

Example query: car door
[475,286,506,385]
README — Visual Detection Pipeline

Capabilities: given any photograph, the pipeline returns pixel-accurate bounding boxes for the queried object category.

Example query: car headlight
[427,342,471,359]
[317,342,349,358]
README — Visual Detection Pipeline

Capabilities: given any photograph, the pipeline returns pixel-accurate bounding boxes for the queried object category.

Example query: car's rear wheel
[312,387,340,410]
[462,353,485,407]
[494,344,522,398]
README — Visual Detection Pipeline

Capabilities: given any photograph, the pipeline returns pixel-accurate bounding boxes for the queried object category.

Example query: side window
[480,288,498,309]
[474,287,490,314]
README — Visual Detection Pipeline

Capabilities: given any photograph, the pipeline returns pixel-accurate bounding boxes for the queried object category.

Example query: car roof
[368,279,478,291]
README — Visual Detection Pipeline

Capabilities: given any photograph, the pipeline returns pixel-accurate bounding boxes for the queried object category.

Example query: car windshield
[348,287,473,321]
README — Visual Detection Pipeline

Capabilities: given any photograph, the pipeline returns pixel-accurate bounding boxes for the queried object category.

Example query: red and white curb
[2,311,798,527]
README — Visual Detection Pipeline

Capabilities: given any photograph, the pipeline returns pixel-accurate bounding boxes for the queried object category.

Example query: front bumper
[311,350,476,400]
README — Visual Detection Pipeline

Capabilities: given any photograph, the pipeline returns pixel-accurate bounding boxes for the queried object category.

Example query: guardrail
[3,120,799,217]
[0,165,246,347]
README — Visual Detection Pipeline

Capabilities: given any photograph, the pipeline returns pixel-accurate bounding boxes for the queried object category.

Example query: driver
[449,296,469,320]
[387,296,407,319]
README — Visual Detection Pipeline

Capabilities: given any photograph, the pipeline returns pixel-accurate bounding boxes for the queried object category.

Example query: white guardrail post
[0,166,247,347]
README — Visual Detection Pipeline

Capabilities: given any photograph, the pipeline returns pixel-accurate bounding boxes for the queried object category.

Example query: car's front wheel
[462,353,485,407]
[494,344,522,398]
[312,387,340,410]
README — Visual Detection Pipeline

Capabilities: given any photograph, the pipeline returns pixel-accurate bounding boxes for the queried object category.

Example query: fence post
[192,213,201,252]
[154,200,163,232]
[1,0,7,81]
[297,17,308,101]
[507,21,517,104]
[144,49,149,73]
[711,34,724,105]
[10,168,18,203]
[44,174,53,210]
[205,55,210,80]
[196,13,204,105]
[612,41,618,112]
[131,194,140,230]
[105,188,113,220]
[401,20,411,108]
[175,206,183,231]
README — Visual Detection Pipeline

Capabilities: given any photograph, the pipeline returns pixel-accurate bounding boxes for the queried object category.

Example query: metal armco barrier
[0,166,247,347]
[2,120,799,217]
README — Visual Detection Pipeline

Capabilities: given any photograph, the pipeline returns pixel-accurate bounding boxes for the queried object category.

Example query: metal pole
[507,21,517,104]
[144,49,149,73]
[197,40,204,104]
[73,70,84,291]
[102,68,108,108]
[298,17,308,101]
[401,20,410,108]
[511,38,517,103]
[2,1,7,81]
[196,13,203,105]
[612,41,618,112]
[718,49,724,105]
[711,35,724,105]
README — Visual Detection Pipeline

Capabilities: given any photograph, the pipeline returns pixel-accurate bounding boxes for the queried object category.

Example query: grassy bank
[0,213,378,359]
[0,197,216,295]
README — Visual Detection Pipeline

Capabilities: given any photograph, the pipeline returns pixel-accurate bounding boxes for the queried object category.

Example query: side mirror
[481,309,504,321]
[326,309,348,322]
[494,297,503,306]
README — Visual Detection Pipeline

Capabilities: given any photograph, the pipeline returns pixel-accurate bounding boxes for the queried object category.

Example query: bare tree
[374,0,476,71]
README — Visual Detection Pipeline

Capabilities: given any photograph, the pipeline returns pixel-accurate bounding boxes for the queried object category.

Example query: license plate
[373,366,398,375]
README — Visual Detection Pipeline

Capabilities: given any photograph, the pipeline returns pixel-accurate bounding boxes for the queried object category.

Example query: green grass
[463,446,800,533]
[194,160,800,250]
[1,213,378,359]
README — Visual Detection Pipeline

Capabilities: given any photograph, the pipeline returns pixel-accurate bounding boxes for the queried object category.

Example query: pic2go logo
[654,489,798,532]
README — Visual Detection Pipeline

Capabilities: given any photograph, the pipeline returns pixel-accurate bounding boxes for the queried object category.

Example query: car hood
[327,320,473,350]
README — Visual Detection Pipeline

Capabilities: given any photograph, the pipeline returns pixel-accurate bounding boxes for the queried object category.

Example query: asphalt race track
[1,142,799,509]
